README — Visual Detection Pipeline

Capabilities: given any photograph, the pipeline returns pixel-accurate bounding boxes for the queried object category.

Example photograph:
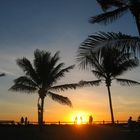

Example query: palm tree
[9,49,79,126]
[90,0,140,35]
[78,32,140,63]
[77,47,140,124]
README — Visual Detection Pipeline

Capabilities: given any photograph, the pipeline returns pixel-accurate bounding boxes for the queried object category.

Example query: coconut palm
[77,47,140,124]
[78,32,140,64]
[9,49,79,126]
[90,0,140,35]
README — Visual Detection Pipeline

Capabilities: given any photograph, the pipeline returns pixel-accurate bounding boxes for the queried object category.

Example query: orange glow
[71,111,90,124]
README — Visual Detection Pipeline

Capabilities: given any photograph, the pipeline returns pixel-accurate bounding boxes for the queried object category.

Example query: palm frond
[95,0,140,35]
[34,49,51,66]
[33,50,74,88]
[86,51,105,73]
[9,76,38,93]
[97,0,125,11]
[77,48,101,69]
[16,57,39,84]
[9,83,37,93]
[92,70,105,79]
[14,76,38,88]
[52,65,75,82]
[48,91,72,107]
[90,6,128,25]
[50,63,65,77]
[116,78,140,86]
[79,80,102,87]
[17,57,34,73]
[77,32,140,61]
[50,83,80,92]
[33,50,60,87]
[33,49,51,78]
[42,63,65,88]
[50,51,60,66]
[97,47,139,77]
[44,51,60,72]
[114,58,139,75]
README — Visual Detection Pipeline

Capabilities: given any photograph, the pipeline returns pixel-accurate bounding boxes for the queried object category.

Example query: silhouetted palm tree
[9,49,79,126]
[77,47,140,124]
[90,0,140,35]
[78,32,140,64]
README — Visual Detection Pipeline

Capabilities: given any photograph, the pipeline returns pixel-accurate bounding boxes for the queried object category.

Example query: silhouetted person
[20,117,24,125]
[137,116,140,129]
[74,116,78,124]
[25,117,28,125]
[128,116,133,131]
[137,116,140,123]
[89,115,93,124]
[80,116,83,124]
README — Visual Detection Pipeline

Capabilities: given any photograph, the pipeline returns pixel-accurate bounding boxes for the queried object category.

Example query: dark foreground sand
[0,124,140,140]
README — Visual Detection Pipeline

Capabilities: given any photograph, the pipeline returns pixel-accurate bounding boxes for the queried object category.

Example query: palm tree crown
[90,0,140,35]
[77,47,140,123]
[78,32,140,65]
[10,49,79,126]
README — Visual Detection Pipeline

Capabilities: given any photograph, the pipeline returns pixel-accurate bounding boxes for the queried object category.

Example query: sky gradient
[0,0,140,123]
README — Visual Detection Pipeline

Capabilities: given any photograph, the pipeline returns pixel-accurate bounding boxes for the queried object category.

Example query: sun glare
[71,111,89,124]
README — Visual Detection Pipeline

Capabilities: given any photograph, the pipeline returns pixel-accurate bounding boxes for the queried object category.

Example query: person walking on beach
[137,116,140,129]
[20,116,24,125]
[128,116,133,131]
[74,116,78,124]
[137,116,140,123]
[80,116,83,124]
[25,117,28,125]
[89,115,93,124]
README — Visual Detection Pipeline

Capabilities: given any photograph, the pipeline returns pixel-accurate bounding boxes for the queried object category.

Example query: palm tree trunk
[37,97,41,125]
[40,97,44,126]
[37,97,44,127]
[106,85,115,124]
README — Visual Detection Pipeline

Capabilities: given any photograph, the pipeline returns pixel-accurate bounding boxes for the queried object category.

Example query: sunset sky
[0,0,140,123]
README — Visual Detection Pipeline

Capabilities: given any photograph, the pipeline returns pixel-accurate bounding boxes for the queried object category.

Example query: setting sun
[71,111,90,124]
